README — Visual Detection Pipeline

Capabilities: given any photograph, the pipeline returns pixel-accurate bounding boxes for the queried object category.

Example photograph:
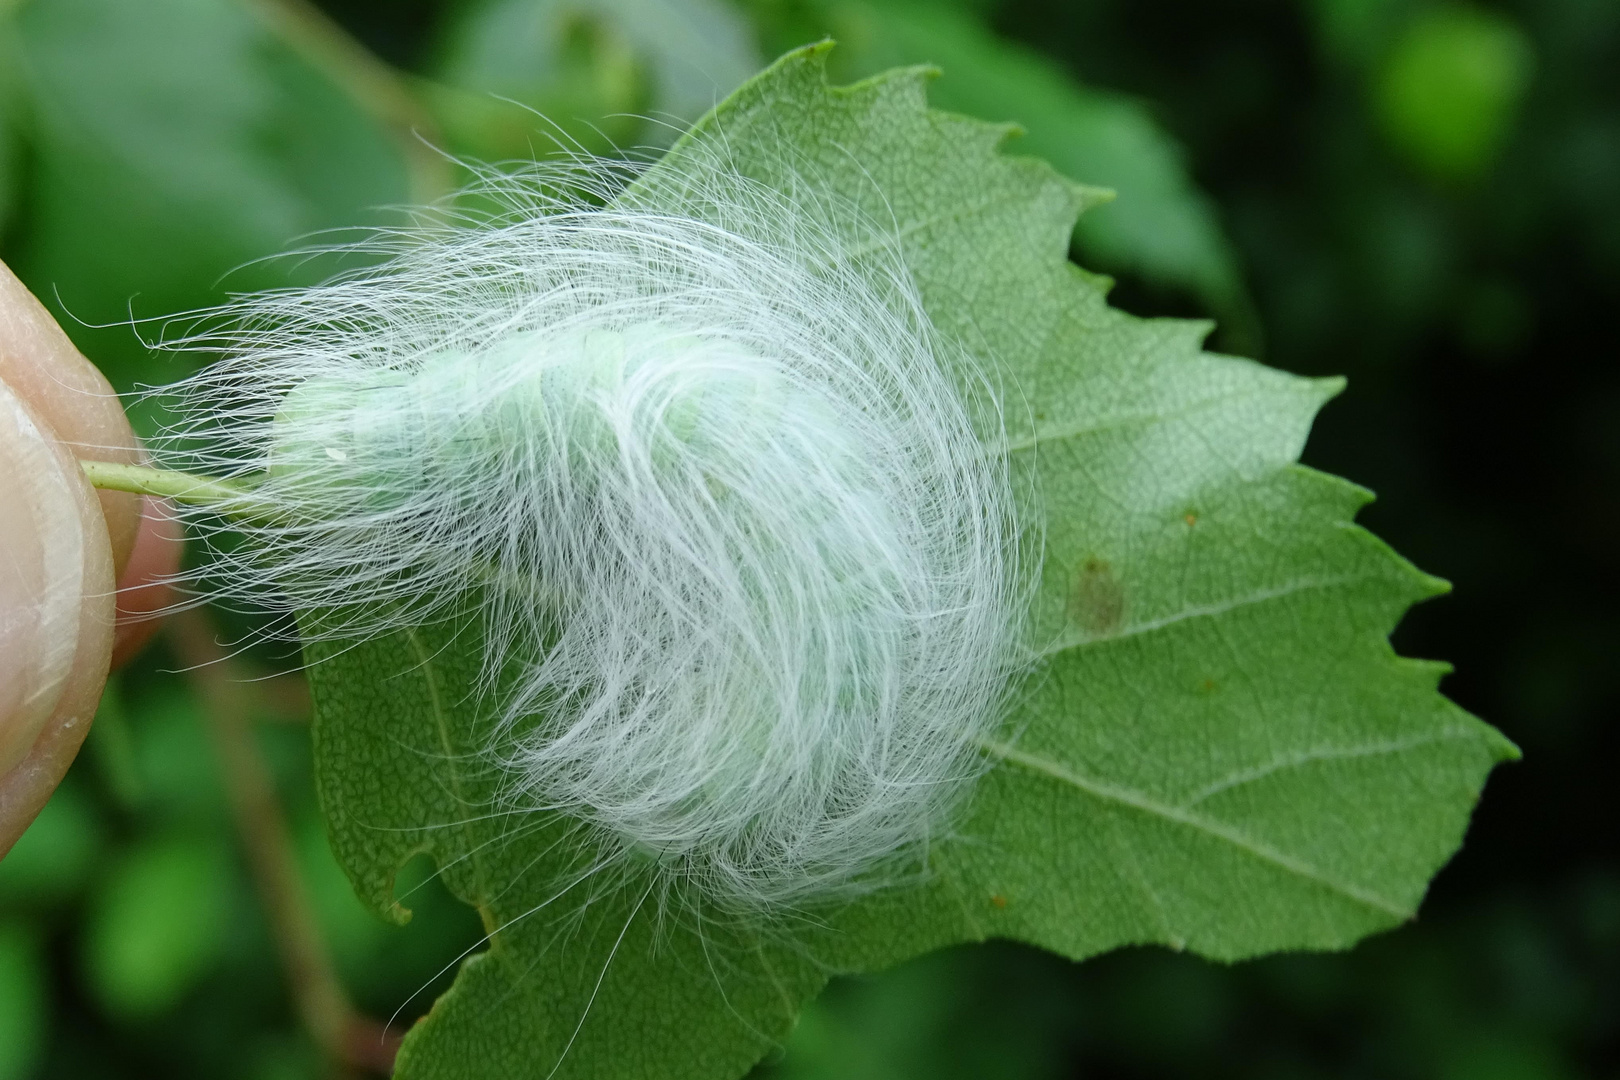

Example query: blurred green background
[0,0,1615,1076]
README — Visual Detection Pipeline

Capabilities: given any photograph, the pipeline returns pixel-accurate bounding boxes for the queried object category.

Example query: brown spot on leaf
[990,894,1008,909]
[1184,511,1198,526]
[1069,557,1125,635]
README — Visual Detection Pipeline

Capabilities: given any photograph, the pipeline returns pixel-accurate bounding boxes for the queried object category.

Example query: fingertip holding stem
[0,378,116,856]
[0,381,88,774]
[0,260,143,574]
[0,257,134,855]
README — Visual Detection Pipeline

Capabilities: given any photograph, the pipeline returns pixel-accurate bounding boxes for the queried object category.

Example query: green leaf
[0,922,47,1080]
[431,0,760,158]
[768,946,1064,1080]
[1375,5,1535,184]
[10,0,409,387]
[80,832,236,1020]
[749,0,1257,348]
[0,777,101,909]
[308,46,1513,1080]
[87,679,147,813]
[0,11,21,238]
[1305,0,1411,68]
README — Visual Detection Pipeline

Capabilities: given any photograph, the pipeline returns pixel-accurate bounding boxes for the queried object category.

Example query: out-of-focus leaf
[432,0,760,155]
[426,15,649,160]
[1306,0,1412,67]
[749,0,1257,348]
[0,12,21,236]
[129,684,229,823]
[294,810,394,979]
[81,833,235,1019]
[88,679,146,812]
[248,1036,323,1080]
[1375,5,1535,184]
[770,947,1063,1080]
[11,0,409,386]
[0,923,46,1080]
[0,778,101,908]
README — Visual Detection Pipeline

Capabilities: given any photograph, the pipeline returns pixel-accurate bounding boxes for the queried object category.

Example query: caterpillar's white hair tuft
[149,157,1030,912]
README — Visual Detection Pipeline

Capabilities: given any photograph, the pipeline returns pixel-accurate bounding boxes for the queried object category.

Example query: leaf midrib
[404,628,494,908]
[1005,384,1321,454]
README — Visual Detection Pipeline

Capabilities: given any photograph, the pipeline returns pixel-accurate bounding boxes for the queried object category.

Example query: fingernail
[0,378,86,777]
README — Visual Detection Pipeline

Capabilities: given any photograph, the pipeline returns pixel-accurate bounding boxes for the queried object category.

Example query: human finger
[0,259,143,573]
[0,374,116,855]
[0,257,139,855]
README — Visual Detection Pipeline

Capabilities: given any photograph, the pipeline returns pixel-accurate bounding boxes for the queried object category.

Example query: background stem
[170,610,401,1076]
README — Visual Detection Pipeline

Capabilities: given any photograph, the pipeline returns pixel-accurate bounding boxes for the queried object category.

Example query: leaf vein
[979,738,1408,919]
[1040,573,1368,656]
[1006,387,1281,453]
[403,629,490,902]
[1183,730,1490,806]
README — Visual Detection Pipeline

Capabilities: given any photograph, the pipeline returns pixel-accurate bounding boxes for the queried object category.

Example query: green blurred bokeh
[1,0,1615,1076]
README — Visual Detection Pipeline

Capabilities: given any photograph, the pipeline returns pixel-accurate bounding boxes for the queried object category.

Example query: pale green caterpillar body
[144,157,1032,913]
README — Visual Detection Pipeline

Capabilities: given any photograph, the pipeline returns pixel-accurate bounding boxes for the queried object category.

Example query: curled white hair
[145,160,1030,911]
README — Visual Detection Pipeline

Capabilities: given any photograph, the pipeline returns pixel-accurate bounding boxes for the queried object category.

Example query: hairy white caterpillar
[105,158,1031,912]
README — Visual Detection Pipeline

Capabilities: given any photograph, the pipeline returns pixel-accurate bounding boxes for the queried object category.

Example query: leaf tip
[800,38,837,61]
[1415,570,1453,600]
[1074,183,1117,214]
[1313,374,1349,403]
[757,39,839,88]
[1489,728,1524,763]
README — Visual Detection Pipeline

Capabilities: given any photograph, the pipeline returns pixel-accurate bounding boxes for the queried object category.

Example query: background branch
[170,610,401,1077]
